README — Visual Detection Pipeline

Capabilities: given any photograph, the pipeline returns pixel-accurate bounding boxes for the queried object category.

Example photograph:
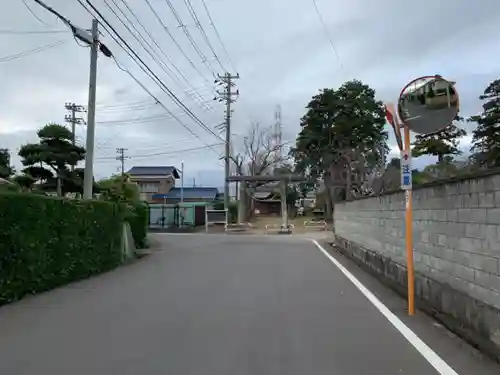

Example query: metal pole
[83,19,99,200]
[404,125,415,315]
[224,73,232,211]
[180,160,184,203]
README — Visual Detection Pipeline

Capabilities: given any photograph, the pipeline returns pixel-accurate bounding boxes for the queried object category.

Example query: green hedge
[0,192,124,305]
[125,202,149,249]
[212,201,238,223]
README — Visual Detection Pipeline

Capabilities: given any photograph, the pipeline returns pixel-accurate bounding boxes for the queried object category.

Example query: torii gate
[226,174,306,233]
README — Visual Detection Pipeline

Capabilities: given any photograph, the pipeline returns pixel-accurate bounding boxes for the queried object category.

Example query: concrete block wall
[334,172,500,358]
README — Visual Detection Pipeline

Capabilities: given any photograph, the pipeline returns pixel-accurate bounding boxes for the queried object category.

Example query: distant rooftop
[127,166,180,178]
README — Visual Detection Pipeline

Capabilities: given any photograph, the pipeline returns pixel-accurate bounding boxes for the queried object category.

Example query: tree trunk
[323,173,334,220]
[437,154,444,163]
[345,163,352,201]
[56,174,62,197]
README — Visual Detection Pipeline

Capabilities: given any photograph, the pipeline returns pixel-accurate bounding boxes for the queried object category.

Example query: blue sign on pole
[401,150,412,190]
[403,174,411,186]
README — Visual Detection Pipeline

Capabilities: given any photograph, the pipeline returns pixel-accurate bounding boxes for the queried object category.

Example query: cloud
[1,0,499,187]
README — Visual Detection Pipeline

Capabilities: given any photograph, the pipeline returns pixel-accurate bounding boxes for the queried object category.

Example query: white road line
[406,115,422,121]
[311,240,459,375]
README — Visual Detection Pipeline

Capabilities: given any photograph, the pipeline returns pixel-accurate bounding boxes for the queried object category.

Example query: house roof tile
[127,166,180,178]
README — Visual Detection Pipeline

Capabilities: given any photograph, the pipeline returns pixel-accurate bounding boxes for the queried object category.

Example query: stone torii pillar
[226,174,305,233]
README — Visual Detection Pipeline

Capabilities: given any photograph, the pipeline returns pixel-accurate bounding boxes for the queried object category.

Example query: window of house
[139,183,159,193]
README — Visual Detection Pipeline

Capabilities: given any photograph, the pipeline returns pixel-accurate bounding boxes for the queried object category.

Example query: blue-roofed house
[126,166,180,202]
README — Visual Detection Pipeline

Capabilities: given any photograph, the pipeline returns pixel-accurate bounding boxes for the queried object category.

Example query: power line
[162,0,217,75]
[78,0,224,143]
[95,136,206,156]
[22,0,53,27]
[183,0,226,71]
[96,99,153,108]
[200,0,237,72]
[97,113,179,124]
[96,143,223,161]
[111,54,222,154]
[97,103,155,113]
[143,0,210,85]
[75,0,224,163]
[104,0,215,113]
[310,0,344,70]
[0,40,65,62]
[0,29,67,35]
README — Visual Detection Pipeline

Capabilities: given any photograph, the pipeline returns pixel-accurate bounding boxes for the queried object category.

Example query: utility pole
[64,102,86,171]
[83,19,99,200]
[64,103,86,145]
[31,4,113,199]
[180,160,184,203]
[215,72,239,211]
[116,148,129,175]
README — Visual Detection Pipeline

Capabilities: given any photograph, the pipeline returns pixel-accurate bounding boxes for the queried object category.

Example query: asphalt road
[402,100,457,134]
[0,234,498,374]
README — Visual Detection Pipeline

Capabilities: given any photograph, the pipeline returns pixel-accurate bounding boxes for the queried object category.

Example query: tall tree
[0,148,14,179]
[291,80,388,215]
[18,123,86,196]
[229,122,287,222]
[412,115,467,163]
[468,79,500,167]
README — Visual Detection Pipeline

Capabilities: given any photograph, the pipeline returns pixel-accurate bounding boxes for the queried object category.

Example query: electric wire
[76,0,224,161]
[111,54,223,155]
[117,0,214,111]
[182,0,226,72]
[22,0,53,27]
[79,0,223,143]
[0,29,67,35]
[310,0,344,70]
[104,0,215,113]
[97,113,179,124]
[143,0,210,85]
[200,0,237,73]
[161,0,217,75]
[96,99,153,108]
[0,40,65,62]
[95,142,223,161]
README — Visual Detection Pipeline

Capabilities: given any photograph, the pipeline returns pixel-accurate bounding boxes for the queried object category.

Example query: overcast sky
[1,0,500,188]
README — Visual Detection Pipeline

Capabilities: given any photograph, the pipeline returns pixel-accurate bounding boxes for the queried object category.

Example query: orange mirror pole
[403,123,415,316]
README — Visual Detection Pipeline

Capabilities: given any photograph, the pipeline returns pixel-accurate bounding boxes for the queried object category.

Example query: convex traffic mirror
[397,75,459,135]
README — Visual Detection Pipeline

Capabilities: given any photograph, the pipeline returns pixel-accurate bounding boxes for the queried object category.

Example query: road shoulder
[317,240,500,374]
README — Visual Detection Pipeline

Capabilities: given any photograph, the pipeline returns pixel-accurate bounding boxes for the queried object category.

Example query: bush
[0,192,124,305]
[126,202,149,248]
[212,201,238,223]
